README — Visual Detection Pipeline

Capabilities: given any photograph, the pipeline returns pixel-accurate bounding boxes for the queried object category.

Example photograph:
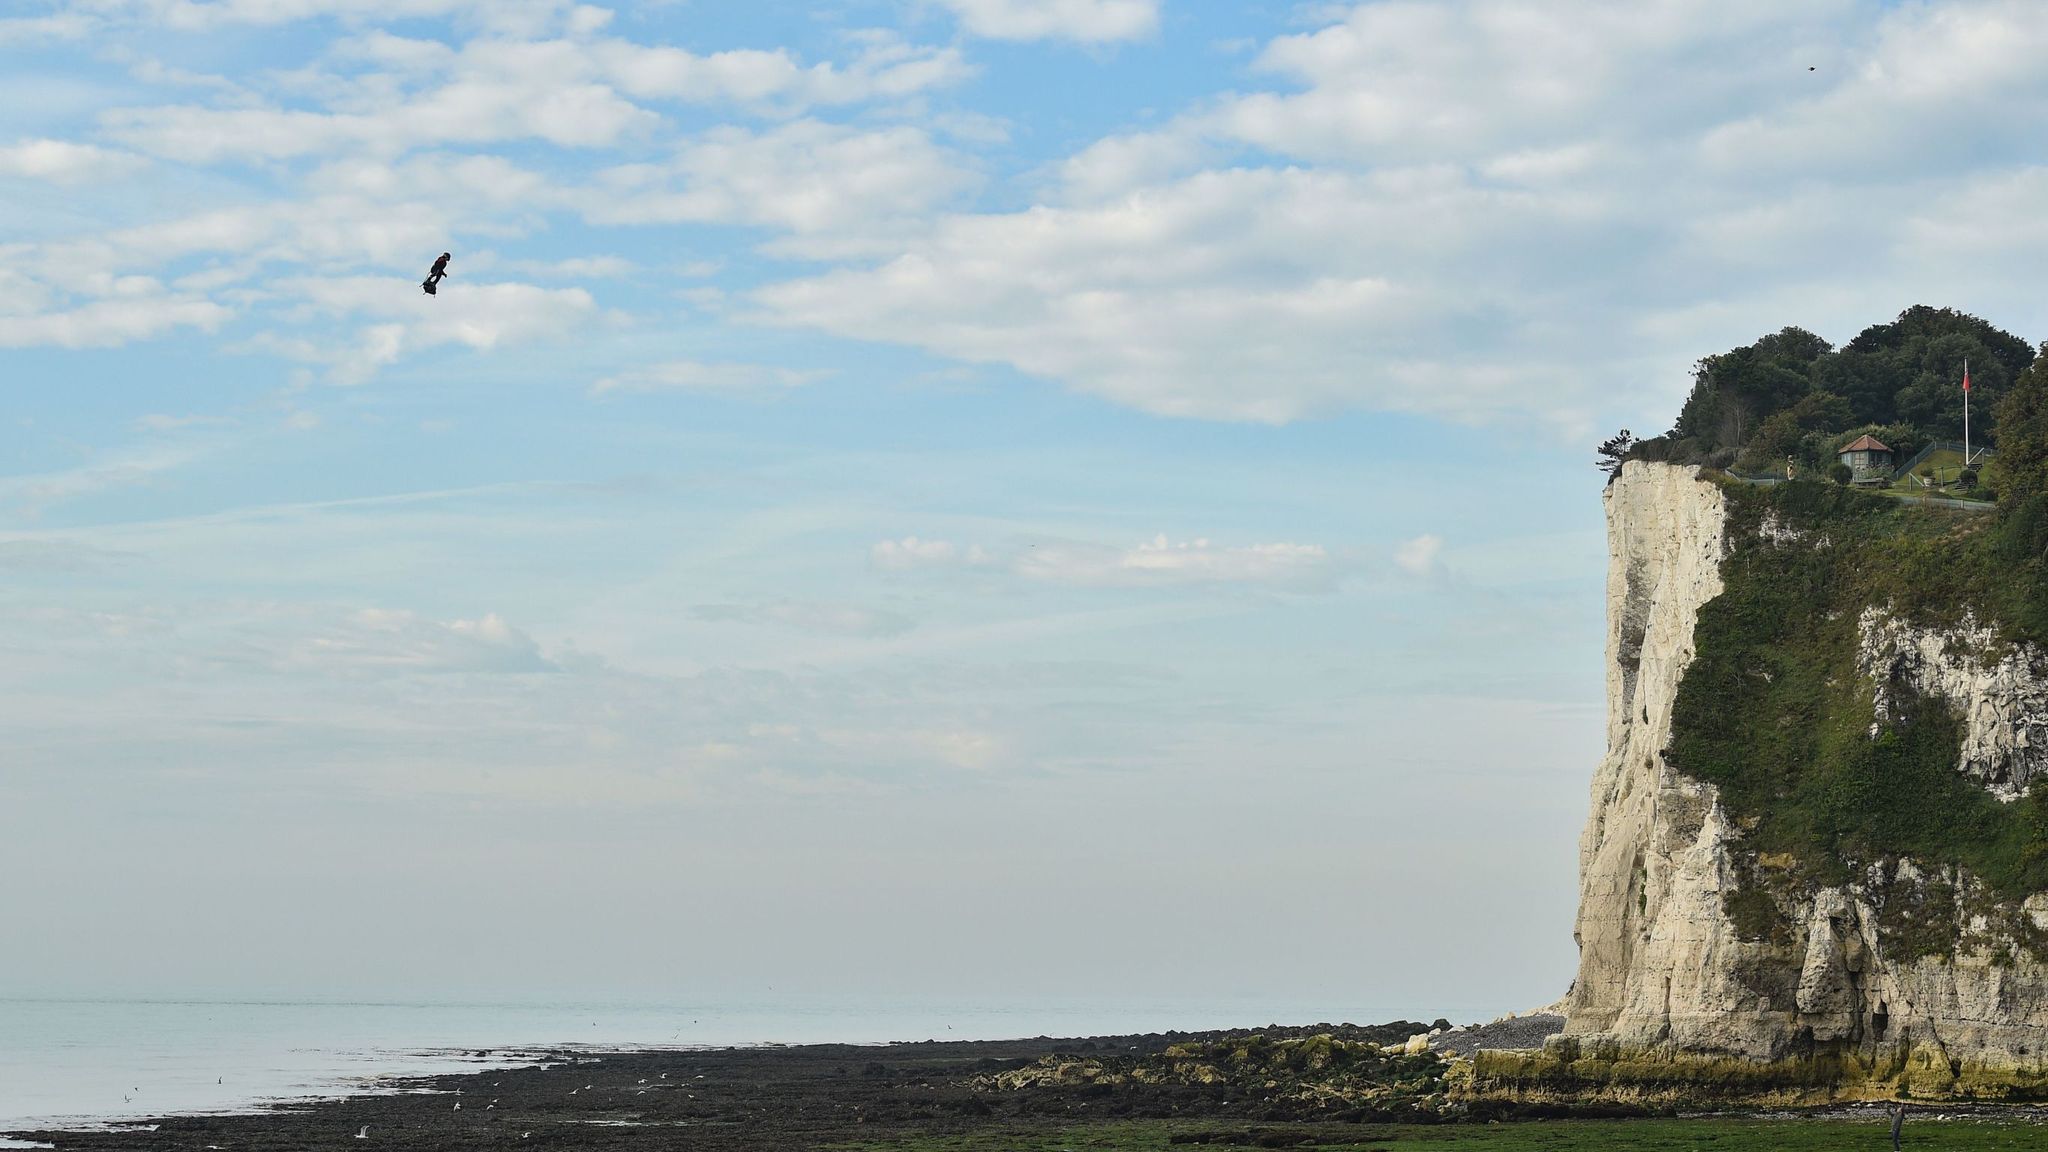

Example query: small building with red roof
[1838,434,1893,483]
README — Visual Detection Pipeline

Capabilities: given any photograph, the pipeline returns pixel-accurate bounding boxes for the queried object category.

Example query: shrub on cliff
[1992,348,2048,508]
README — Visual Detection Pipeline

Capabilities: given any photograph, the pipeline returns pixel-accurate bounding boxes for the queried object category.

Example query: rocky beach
[14,1017,2048,1152]
[2,1019,1515,1152]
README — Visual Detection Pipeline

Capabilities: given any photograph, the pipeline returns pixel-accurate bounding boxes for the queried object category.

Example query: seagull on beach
[355,1126,369,1139]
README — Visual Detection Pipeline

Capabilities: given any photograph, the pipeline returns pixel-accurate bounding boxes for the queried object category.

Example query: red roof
[1840,434,1891,453]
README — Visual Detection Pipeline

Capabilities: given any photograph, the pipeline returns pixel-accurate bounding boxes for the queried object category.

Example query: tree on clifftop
[1651,307,2034,470]
[1672,327,1831,457]
[1818,305,2033,435]
[1596,429,1635,483]
[1991,346,2048,507]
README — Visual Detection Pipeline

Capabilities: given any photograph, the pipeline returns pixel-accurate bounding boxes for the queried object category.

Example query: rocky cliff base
[1466,1039,2048,1107]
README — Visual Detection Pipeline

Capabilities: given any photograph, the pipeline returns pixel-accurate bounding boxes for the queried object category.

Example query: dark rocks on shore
[1427,1014,1566,1058]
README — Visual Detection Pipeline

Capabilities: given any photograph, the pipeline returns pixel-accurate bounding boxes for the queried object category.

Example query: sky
[3,0,2047,1020]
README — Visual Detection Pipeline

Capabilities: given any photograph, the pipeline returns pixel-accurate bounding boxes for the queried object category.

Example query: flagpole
[1964,358,1972,467]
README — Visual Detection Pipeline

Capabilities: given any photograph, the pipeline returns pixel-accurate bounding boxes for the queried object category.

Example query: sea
[0,995,1497,1139]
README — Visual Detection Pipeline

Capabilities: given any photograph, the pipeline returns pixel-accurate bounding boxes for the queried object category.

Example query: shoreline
[0,995,1485,1133]
[5,1021,1455,1151]
[20,1021,2048,1152]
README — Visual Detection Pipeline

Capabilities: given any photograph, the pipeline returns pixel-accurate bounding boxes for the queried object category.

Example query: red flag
[1963,366,1972,392]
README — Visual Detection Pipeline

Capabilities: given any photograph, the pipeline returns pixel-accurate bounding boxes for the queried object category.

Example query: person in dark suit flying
[422,252,451,295]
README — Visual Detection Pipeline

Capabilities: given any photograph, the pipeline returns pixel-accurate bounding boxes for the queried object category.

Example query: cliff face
[1546,461,2048,1099]
[1562,461,1738,1050]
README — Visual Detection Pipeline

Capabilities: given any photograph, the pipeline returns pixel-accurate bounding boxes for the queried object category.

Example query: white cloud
[102,27,968,166]
[3,117,579,367]
[0,14,94,43]
[592,360,826,395]
[1699,2,2048,179]
[755,168,1483,423]
[871,532,1334,589]
[0,294,231,349]
[135,412,232,430]
[1014,534,1337,591]
[1394,533,1444,577]
[816,724,1001,771]
[692,600,915,638]
[276,607,559,675]
[871,536,965,570]
[76,0,592,36]
[1053,129,1213,203]
[932,0,1159,42]
[590,31,971,111]
[0,443,210,508]
[0,538,133,572]
[584,121,977,251]
[267,277,598,381]
[507,254,634,279]
[0,139,146,182]
[14,156,556,295]
[107,81,655,161]
[1216,0,1815,166]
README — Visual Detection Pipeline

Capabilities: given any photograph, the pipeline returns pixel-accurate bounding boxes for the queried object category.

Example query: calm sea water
[0,995,1483,1136]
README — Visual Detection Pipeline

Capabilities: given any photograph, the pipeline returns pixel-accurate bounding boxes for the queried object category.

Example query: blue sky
[3,0,2045,1017]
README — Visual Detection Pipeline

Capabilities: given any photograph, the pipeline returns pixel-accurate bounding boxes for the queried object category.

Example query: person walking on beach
[422,252,451,295]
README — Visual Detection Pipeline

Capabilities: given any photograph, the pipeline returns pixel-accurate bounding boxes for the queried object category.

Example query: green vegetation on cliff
[1665,478,2048,953]
[1992,352,2048,508]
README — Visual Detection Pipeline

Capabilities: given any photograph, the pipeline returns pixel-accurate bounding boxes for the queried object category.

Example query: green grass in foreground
[834,1116,2043,1151]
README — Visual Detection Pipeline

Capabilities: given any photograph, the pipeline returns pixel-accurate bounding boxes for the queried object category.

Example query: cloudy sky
[3,0,2045,1020]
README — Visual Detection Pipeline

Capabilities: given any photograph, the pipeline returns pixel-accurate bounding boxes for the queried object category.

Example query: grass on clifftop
[1665,479,2048,954]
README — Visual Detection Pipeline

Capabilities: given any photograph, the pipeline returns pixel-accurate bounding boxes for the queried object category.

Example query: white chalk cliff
[1554,461,2048,1096]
